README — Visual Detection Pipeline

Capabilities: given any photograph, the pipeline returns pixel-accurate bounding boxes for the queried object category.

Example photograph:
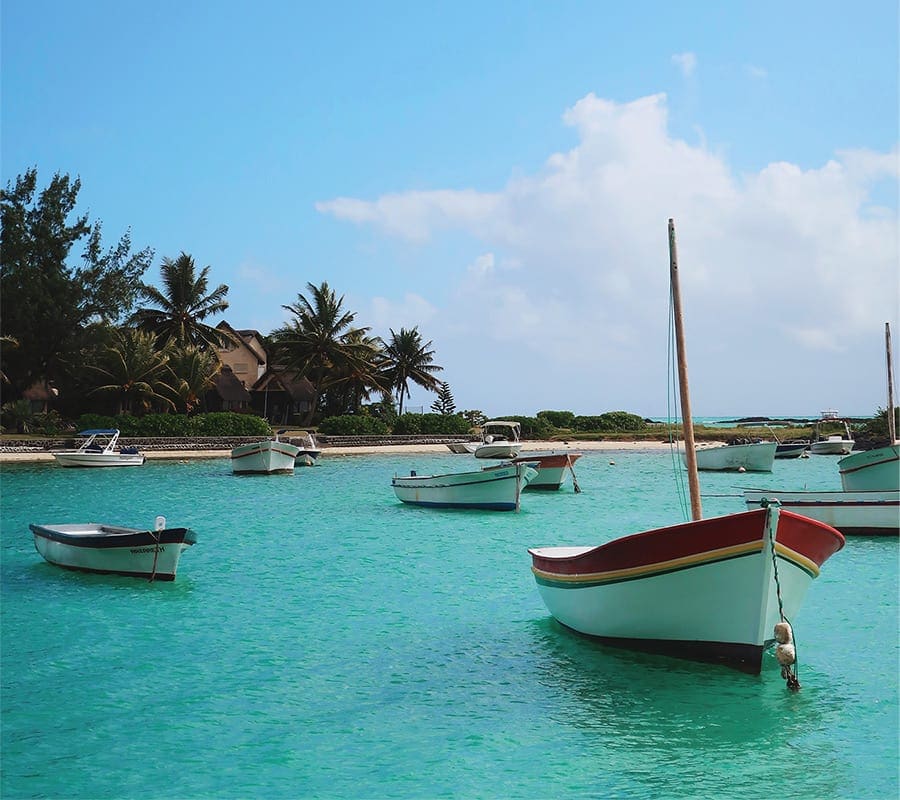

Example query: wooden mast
[886,322,896,443]
[668,218,702,520]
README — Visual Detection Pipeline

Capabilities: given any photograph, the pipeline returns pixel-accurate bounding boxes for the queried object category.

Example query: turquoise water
[2,450,897,799]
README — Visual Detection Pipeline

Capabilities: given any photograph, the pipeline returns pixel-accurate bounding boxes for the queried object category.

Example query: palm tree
[0,334,18,384]
[381,327,443,415]
[130,252,234,350]
[269,281,373,425]
[324,329,392,415]
[87,328,177,414]
[166,345,222,414]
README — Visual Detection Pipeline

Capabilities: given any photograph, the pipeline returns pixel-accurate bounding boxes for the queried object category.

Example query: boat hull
[231,440,300,474]
[392,462,536,510]
[295,449,322,467]
[512,452,582,490]
[528,508,844,672]
[775,443,809,459]
[838,445,900,491]
[810,439,854,455]
[30,523,196,581]
[474,443,522,459]
[692,441,777,472]
[743,489,899,536]
[51,452,145,467]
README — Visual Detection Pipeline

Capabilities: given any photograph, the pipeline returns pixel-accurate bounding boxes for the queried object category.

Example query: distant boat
[446,441,478,454]
[838,324,898,491]
[809,416,855,455]
[51,429,145,468]
[231,432,300,474]
[512,451,582,491]
[293,431,322,467]
[30,515,197,581]
[743,489,899,536]
[775,441,810,459]
[691,440,777,472]
[528,220,844,678]
[474,421,523,459]
[392,461,537,511]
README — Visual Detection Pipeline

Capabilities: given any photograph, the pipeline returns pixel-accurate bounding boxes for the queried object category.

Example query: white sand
[0,439,688,463]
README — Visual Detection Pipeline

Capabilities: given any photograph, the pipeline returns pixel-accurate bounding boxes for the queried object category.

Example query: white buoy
[609,460,615,466]
[774,621,793,644]
[738,466,746,473]
[155,515,166,531]
[776,642,796,666]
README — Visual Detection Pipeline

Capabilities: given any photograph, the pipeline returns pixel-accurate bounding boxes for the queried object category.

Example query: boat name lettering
[130,546,165,554]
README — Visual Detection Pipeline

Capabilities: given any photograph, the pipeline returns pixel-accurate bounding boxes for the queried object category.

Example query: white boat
[838,324,899,491]
[51,429,145,468]
[809,416,855,455]
[231,432,300,474]
[692,440,777,472]
[293,431,322,467]
[775,441,810,459]
[392,461,537,511]
[30,516,196,581]
[838,445,900,491]
[528,220,845,678]
[446,441,478,454]
[512,451,583,491]
[474,421,523,459]
[743,489,899,536]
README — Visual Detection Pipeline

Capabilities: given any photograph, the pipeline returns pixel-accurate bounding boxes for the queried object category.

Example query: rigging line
[666,282,689,520]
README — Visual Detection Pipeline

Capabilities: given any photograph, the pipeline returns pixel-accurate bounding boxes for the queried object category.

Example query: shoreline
[0,439,689,463]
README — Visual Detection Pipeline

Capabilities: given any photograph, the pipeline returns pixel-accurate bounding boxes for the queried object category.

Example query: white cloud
[316,92,899,416]
[745,64,768,79]
[369,292,437,333]
[672,52,697,78]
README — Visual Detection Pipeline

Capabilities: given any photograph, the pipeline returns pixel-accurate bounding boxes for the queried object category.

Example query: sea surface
[1,449,897,800]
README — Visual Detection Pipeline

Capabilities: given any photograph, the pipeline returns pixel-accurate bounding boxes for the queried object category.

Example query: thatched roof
[214,366,252,402]
[253,369,315,401]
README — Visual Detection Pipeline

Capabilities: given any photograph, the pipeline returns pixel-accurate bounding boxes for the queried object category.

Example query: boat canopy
[76,429,120,436]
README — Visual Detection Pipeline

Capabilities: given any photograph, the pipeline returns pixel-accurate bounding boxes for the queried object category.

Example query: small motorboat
[293,431,322,467]
[691,440,777,472]
[51,429,145,468]
[392,461,537,511]
[474,421,523,459]
[231,431,300,474]
[30,516,197,581]
[809,416,855,455]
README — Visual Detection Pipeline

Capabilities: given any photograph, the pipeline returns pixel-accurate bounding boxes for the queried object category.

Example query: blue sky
[3,0,898,418]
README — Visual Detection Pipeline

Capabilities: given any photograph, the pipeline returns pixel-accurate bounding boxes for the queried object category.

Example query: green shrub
[394,413,471,435]
[76,413,141,435]
[537,410,576,428]
[318,415,390,435]
[491,415,553,438]
[573,412,647,432]
[191,412,271,437]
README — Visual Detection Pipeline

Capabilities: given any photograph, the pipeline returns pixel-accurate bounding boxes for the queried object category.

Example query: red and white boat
[512,451,582,491]
[527,220,845,677]
[529,507,843,672]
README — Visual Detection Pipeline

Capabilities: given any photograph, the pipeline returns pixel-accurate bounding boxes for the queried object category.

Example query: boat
[511,451,583,491]
[809,415,855,455]
[392,461,537,511]
[293,431,322,467]
[743,489,899,536]
[29,515,197,581]
[838,323,899,491]
[528,220,845,678]
[50,429,145,468]
[692,440,777,472]
[473,421,523,459]
[446,441,478,454]
[775,441,810,459]
[231,431,300,474]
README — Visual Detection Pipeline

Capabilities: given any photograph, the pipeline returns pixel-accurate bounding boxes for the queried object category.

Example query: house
[215,322,267,388]
[251,368,316,425]
[206,365,253,412]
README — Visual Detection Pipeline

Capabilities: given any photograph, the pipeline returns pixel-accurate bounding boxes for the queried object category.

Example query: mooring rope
[763,500,801,692]
[566,454,582,493]
[666,287,689,520]
[149,530,161,583]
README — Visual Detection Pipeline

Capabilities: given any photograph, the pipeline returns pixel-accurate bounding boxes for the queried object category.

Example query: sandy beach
[0,439,683,463]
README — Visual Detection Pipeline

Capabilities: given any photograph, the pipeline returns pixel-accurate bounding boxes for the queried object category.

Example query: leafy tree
[130,252,233,350]
[86,328,177,414]
[321,328,391,416]
[0,168,153,397]
[462,409,487,427]
[537,410,576,428]
[166,345,221,414]
[269,281,373,425]
[430,382,457,415]
[381,327,443,415]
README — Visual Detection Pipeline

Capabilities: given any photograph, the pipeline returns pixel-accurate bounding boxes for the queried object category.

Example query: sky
[2,0,898,419]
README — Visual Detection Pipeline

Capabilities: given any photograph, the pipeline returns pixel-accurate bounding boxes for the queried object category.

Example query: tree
[269,281,374,425]
[0,168,153,397]
[430,382,457,415]
[86,328,177,415]
[166,346,222,414]
[322,328,392,416]
[381,327,443,415]
[130,252,233,350]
